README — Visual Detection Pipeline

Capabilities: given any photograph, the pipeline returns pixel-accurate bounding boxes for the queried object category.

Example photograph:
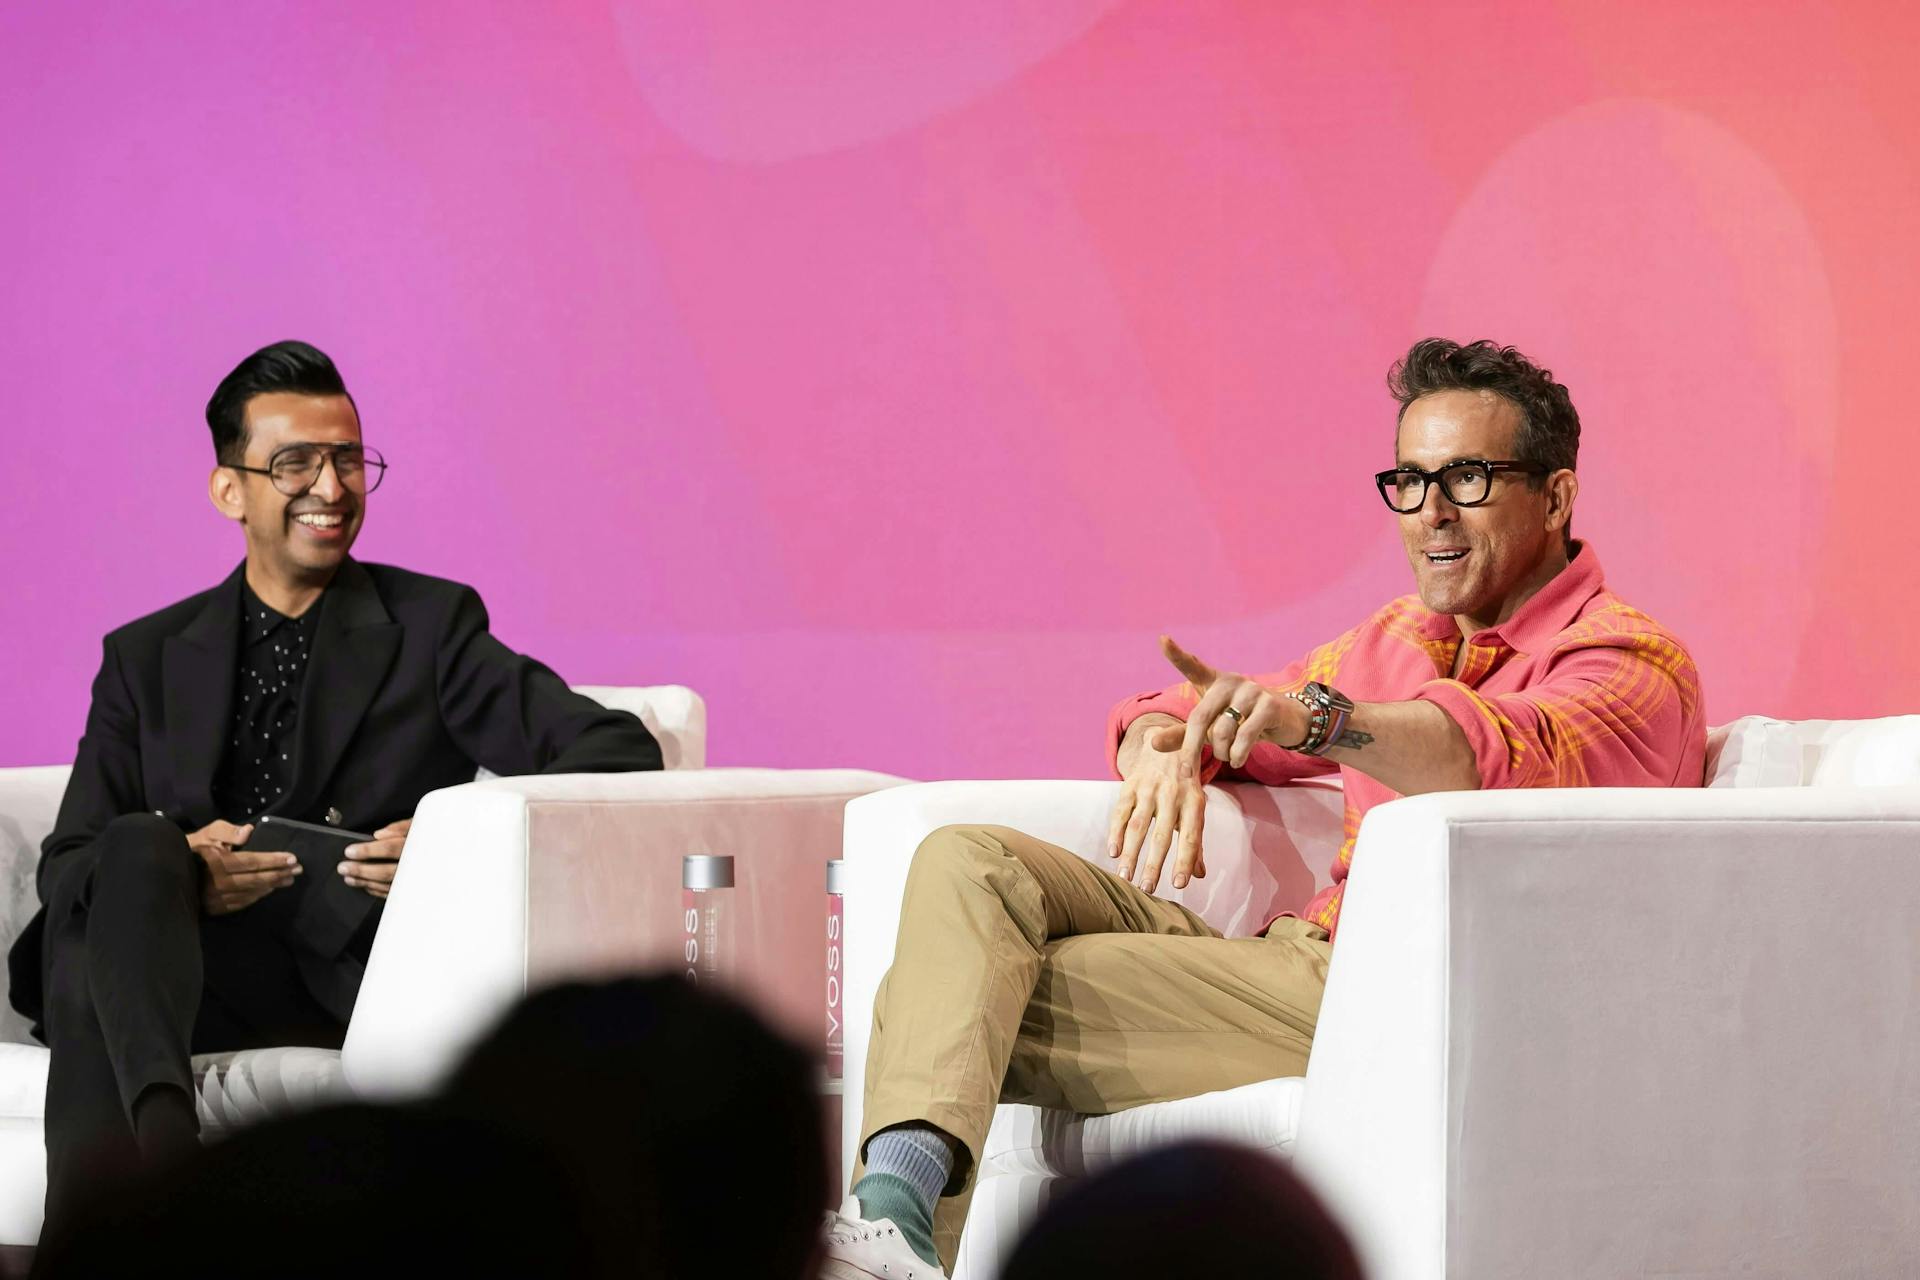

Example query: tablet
[240,814,379,870]
[237,815,387,958]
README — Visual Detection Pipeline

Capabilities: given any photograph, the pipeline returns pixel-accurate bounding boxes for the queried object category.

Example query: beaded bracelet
[1281,690,1329,754]
[1282,683,1354,757]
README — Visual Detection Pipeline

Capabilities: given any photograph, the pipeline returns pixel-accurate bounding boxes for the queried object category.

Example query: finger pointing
[1159,635,1218,692]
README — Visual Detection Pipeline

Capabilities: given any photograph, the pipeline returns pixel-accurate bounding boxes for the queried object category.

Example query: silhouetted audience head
[36,974,827,1279]
[33,1103,591,1278]
[439,973,829,1280]
[998,1140,1364,1280]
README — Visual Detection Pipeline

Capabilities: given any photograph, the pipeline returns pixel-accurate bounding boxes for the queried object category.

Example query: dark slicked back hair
[206,340,353,465]
[1387,338,1580,480]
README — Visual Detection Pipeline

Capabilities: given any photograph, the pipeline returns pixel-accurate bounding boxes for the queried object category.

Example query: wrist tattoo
[1334,728,1374,751]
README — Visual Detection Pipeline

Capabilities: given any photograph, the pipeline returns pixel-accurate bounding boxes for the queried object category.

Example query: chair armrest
[1294,784,1920,1280]
[342,767,908,1098]
[839,778,1344,1193]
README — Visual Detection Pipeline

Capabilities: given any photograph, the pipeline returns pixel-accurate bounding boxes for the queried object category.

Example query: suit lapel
[277,559,400,820]
[162,564,245,821]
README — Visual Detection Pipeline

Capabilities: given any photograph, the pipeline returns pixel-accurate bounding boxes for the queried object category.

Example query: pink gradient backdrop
[2,2,1916,778]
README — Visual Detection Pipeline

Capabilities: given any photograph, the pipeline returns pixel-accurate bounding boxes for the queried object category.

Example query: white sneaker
[820,1196,948,1280]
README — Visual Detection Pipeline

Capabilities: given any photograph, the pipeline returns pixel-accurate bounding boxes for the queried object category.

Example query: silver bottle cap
[826,859,846,894]
[681,854,735,890]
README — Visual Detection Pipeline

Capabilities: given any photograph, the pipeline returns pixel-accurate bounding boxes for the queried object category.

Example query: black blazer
[8,558,663,1029]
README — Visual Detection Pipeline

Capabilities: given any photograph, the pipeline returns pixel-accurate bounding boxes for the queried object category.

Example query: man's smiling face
[226,392,365,580]
[1395,389,1566,628]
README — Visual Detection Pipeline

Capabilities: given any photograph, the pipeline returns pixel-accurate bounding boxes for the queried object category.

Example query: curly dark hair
[1386,338,1579,478]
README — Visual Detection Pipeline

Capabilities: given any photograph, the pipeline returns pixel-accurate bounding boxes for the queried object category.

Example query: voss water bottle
[826,858,846,1079]
[825,858,847,1194]
[681,854,735,987]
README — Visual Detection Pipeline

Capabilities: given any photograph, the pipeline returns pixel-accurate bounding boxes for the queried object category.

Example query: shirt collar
[1414,541,1606,655]
[238,579,320,647]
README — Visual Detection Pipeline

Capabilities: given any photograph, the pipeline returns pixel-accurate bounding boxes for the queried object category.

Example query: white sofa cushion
[1704,717,1803,788]
[194,1046,351,1135]
[1707,715,1920,788]
[1791,715,1920,785]
[0,1044,50,1122]
[0,1042,346,1133]
[979,1076,1306,1179]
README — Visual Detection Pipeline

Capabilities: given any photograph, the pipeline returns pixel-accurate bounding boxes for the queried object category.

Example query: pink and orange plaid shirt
[1106,543,1706,941]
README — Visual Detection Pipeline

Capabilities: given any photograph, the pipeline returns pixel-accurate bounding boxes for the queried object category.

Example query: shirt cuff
[1105,688,1216,781]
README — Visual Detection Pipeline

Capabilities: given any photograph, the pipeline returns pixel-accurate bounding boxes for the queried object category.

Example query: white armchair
[0,686,909,1248]
[840,716,1920,1280]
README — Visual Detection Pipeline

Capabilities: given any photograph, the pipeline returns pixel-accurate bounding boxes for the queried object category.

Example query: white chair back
[572,684,707,770]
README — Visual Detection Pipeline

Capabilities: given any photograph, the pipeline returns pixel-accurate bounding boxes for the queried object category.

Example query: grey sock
[855,1125,953,1267]
[863,1124,952,1210]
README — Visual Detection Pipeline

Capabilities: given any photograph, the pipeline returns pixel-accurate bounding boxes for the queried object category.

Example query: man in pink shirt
[824,339,1706,1280]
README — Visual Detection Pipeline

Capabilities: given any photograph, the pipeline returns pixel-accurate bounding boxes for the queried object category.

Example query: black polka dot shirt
[212,582,323,823]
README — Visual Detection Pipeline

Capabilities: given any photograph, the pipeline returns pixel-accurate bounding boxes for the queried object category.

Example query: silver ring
[1221,705,1245,724]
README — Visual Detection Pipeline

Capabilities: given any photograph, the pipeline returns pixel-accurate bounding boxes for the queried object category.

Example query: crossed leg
[857,823,1331,1267]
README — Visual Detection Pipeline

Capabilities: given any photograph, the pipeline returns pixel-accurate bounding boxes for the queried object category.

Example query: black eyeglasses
[1374,458,1548,513]
[228,443,387,497]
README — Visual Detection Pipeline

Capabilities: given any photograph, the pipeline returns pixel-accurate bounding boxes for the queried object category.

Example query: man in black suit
[6,340,663,1229]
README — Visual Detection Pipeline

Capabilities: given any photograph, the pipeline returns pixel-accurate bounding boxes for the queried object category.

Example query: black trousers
[41,814,346,1230]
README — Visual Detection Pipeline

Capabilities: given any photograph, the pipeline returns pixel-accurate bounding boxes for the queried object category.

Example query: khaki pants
[859,824,1333,1267]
